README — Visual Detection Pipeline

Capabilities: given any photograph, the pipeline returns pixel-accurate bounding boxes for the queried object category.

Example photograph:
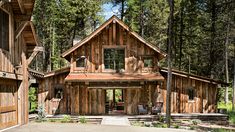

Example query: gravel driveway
[4,122,194,132]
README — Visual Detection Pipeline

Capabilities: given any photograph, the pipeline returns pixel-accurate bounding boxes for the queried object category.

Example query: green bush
[218,102,235,125]
[79,116,87,124]
[35,104,46,122]
[61,115,71,123]
[29,87,37,113]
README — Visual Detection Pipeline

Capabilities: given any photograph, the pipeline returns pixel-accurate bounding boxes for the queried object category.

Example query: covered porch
[63,73,165,115]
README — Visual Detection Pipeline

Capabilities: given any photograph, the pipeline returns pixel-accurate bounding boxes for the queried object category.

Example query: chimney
[73,36,81,45]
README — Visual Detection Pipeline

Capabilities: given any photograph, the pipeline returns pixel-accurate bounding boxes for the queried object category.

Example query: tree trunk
[179,1,184,70]
[233,41,235,111]
[166,0,174,128]
[121,0,124,21]
[225,22,230,104]
[209,0,216,78]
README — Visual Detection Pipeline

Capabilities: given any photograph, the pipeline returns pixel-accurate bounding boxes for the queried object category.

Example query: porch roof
[65,73,164,82]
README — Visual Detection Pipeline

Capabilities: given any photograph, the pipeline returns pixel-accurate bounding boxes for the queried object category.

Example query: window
[0,9,9,51]
[104,48,125,70]
[187,88,195,100]
[143,57,153,67]
[76,56,86,67]
[54,84,63,99]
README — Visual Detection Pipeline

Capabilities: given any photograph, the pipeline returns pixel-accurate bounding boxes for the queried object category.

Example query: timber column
[66,83,72,114]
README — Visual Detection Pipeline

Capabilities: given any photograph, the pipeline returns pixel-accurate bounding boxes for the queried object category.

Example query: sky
[102,2,120,20]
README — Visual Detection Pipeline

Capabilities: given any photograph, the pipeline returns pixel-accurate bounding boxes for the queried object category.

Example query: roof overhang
[61,15,167,61]
[65,73,165,82]
[15,21,40,47]
[160,67,228,86]
[11,0,35,21]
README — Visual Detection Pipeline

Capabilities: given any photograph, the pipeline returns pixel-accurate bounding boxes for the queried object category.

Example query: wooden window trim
[102,45,126,72]
[0,8,10,53]
[54,84,64,99]
[143,56,154,68]
[75,56,86,68]
[187,87,195,101]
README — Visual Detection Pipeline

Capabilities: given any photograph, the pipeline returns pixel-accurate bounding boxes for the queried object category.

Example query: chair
[152,102,163,115]
[138,105,148,114]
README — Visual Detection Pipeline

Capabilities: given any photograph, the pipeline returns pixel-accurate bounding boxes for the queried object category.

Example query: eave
[62,15,167,61]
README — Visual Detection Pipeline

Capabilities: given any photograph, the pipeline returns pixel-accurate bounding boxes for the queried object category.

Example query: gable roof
[62,15,167,60]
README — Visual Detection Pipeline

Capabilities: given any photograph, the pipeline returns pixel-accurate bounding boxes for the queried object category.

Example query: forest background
[30,0,235,106]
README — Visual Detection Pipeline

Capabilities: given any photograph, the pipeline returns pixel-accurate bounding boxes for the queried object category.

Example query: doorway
[105,89,125,114]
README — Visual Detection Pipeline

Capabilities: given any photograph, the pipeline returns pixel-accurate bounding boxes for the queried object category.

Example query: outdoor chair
[138,105,148,114]
[152,102,163,115]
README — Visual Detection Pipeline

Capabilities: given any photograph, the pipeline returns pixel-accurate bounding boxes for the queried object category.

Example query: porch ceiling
[65,73,165,82]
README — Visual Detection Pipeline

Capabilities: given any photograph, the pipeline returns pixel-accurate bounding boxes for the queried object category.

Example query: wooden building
[38,16,223,115]
[0,0,41,130]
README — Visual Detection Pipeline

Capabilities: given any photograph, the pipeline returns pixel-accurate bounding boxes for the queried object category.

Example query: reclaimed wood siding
[0,79,18,130]
[38,72,69,115]
[71,22,159,73]
[0,4,30,129]
[161,74,217,113]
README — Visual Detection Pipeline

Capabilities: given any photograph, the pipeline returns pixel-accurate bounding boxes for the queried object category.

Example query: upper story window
[187,88,195,101]
[143,57,153,67]
[104,48,125,71]
[76,56,86,67]
[0,9,9,51]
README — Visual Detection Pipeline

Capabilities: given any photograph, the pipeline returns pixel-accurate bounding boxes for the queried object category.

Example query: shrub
[191,119,202,125]
[79,116,87,124]
[218,102,235,125]
[61,115,71,123]
[35,104,46,122]
[159,115,164,122]
[173,123,179,129]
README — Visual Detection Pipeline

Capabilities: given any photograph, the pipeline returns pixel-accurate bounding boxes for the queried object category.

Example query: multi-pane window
[0,9,9,51]
[143,57,153,67]
[104,48,125,70]
[76,56,86,67]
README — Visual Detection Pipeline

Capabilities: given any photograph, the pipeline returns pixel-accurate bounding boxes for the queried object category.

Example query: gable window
[187,88,195,101]
[54,84,63,99]
[0,9,9,51]
[76,56,86,67]
[104,48,125,70]
[143,57,153,67]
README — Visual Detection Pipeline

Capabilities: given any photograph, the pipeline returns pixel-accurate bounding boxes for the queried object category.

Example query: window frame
[0,8,10,52]
[187,87,195,101]
[76,56,86,68]
[102,45,126,72]
[54,84,64,99]
[143,56,154,68]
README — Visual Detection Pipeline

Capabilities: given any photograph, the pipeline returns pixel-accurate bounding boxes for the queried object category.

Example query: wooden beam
[27,46,43,65]
[15,21,29,39]
[0,1,4,7]
[29,22,41,45]
[113,20,116,45]
[0,71,23,80]
[17,0,26,14]
[0,105,17,113]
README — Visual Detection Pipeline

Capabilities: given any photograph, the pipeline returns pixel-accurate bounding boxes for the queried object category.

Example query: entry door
[0,80,18,129]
